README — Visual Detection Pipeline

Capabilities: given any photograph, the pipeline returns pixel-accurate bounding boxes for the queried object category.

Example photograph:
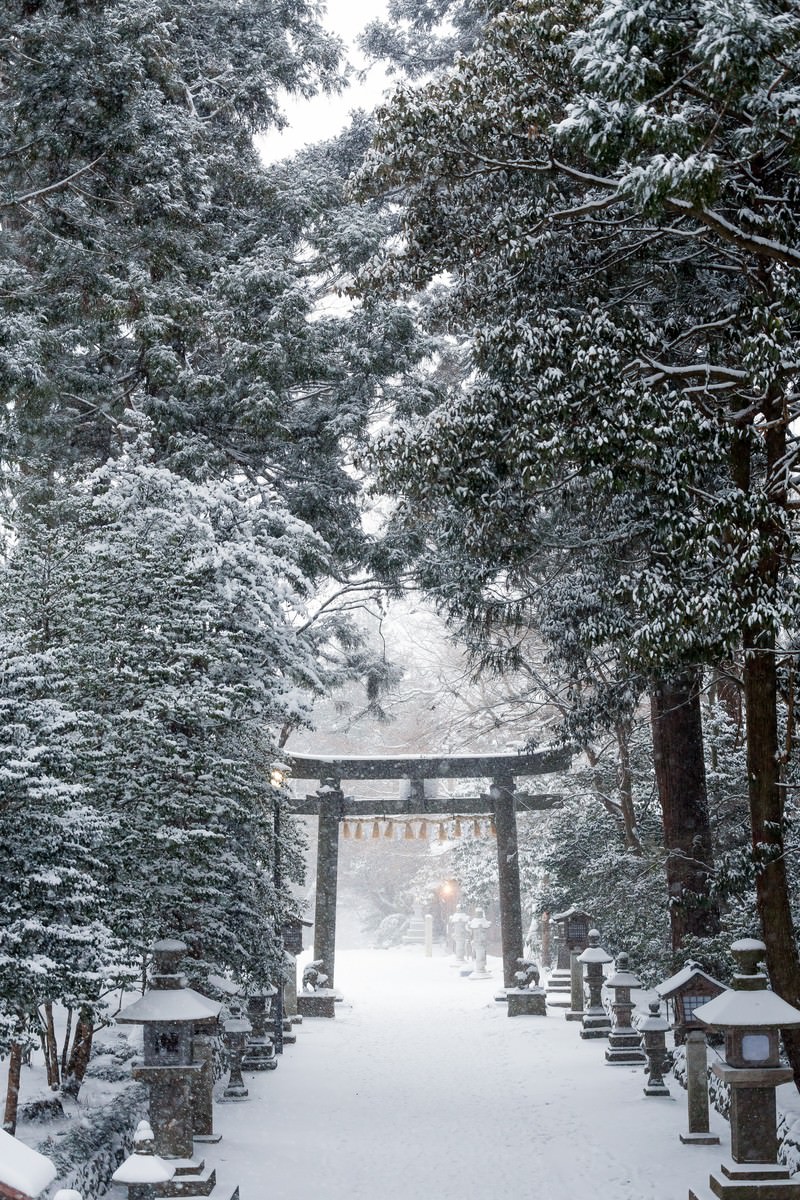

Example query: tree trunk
[650,669,720,949]
[61,1007,94,1099]
[615,720,642,852]
[61,1006,73,1079]
[3,1042,22,1134]
[41,1002,60,1090]
[744,619,800,1086]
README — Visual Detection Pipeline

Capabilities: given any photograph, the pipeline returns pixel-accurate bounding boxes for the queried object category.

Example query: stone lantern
[577,930,612,1039]
[604,951,647,1065]
[241,992,277,1071]
[657,960,728,1045]
[547,907,592,1009]
[282,915,311,1025]
[116,939,229,1199]
[111,1120,175,1200]
[468,909,492,979]
[639,1000,672,1097]
[688,938,800,1200]
[449,906,471,966]
[222,1007,252,1100]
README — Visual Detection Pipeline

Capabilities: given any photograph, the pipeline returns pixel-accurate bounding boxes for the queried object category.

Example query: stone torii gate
[285,747,571,992]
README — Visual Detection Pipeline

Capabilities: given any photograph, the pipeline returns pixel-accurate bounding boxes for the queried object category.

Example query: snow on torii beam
[289,746,572,997]
[285,746,571,783]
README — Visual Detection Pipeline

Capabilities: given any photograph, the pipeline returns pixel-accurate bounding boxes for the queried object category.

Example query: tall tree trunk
[615,720,642,852]
[744,618,800,1086]
[61,1006,73,1079]
[734,386,800,1088]
[61,1007,94,1099]
[650,669,720,949]
[41,1002,60,1090]
[3,1042,22,1134]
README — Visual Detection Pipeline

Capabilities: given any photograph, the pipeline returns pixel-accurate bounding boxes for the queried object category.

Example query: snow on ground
[200,945,729,1200]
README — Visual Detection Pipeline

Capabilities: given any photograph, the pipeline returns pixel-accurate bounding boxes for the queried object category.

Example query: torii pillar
[492,772,525,990]
[313,777,342,991]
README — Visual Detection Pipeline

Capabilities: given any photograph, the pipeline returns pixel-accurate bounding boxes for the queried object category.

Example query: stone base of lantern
[507,988,547,1017]
[565,1009,584,1021]
[580,1009,612,1039]
[241,1038,277,1071]
[680,1130,719,1144]
[644,1079,671,1098]
[298,990,336,1018]
[266,1018,296,1044]
[156,1157,217,1197]
[605,1032,647,1065]
[468,967,492,980]
[689,1160,800,1200]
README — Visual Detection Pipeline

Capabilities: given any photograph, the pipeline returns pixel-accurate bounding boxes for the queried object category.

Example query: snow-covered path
[208,946,729,1200]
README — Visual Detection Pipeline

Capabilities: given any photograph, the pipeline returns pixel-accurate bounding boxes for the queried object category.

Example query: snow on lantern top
[577,930,613,965]
[0,1130,57,1200]
[605,952,641,994]
[693,939,800,1070]
[112,1121,175,1187]
[117,940,221,1028]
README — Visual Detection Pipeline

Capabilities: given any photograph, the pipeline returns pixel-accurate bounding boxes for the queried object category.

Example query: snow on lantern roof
[152,938,187,953]
[0,1129,57,1197]
[207,973,244,998]
[606,968,640,989]
[694,986,800,1029]
[656,961,726,999]
[553,906,590,922]
[117,986,221,1025]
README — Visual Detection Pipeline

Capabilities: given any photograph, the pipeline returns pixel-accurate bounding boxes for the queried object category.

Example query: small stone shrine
[657,960,728,1045]
[506,957,547,1017]
[604,951,647,1065]
[577,930,612,1039]
[547,907,592,1008]
[689,938,800,1200]
[117,938,238,1200]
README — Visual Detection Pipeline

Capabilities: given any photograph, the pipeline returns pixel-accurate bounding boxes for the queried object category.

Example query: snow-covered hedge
[36,1080,147,1200]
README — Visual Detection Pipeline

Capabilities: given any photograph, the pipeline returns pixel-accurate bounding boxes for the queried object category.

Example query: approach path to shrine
[209,946,730,1200]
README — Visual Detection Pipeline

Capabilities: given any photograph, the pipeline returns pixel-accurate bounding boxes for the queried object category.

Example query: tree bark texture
[744,621,800,1086]
[61,1007,94,1098]
[42,1001,60,1089]
[650,670,720,948]
[3,1042,22,1134]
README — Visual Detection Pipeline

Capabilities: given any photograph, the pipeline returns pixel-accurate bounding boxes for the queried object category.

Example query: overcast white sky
[258,0,392,162]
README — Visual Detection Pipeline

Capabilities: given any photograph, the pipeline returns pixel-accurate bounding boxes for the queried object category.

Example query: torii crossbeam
[285,747,572,997]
